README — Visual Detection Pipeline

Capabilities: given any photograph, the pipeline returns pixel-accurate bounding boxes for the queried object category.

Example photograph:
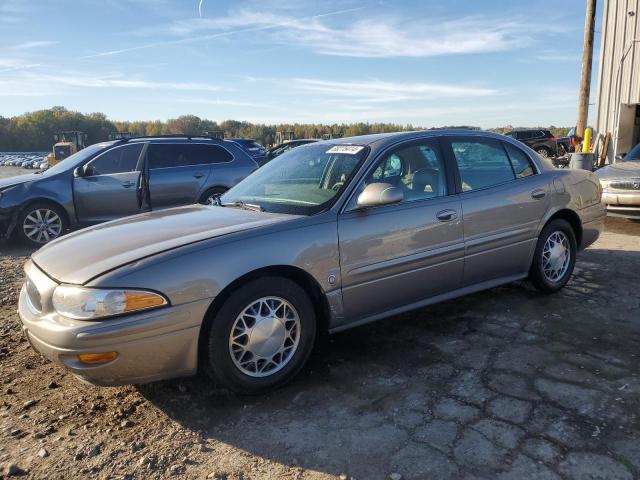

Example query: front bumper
[601,191,640,219]
[17,261,212,386]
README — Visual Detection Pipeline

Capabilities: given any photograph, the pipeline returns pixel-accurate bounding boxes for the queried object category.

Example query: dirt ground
[1,209,640,479]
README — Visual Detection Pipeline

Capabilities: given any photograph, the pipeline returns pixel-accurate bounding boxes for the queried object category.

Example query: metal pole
[576,0,597,138]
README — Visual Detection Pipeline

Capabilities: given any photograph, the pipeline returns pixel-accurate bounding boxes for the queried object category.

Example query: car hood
[595,161,640,180]
[0,173,37,190]
[32,205,296,284]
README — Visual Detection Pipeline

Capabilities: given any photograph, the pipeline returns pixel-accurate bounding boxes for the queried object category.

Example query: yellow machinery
[274,131,295,145]
[47,131,88,166]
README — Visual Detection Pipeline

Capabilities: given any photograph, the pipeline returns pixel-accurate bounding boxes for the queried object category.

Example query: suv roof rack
[116,134,226,143]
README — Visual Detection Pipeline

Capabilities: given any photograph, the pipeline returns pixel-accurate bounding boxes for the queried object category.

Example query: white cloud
[161,10,536,58]
[293,79,499,101]
[10,40,58,50]
[26,73,224,92]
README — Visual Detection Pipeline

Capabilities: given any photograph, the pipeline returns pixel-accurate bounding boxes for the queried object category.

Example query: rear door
[444,136,550,285]
[147,143,215,209]
[73,143,145,223]
[338,138,464,321]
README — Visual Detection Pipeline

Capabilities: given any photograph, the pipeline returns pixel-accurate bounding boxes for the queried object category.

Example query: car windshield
[221,143,369,215]
[41,142,113,176]
[624,143,640,161]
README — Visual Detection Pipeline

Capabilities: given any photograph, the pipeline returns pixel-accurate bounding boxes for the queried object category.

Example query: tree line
[0,106,571,151]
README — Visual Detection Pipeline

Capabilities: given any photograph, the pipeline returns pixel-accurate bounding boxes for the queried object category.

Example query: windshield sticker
[326,145,364,155]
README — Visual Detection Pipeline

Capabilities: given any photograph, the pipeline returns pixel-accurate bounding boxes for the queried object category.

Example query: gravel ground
[1,210,640,479]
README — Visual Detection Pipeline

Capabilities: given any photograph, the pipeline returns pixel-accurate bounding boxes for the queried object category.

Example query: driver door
[73,143,146,223]
[337,138,464,321]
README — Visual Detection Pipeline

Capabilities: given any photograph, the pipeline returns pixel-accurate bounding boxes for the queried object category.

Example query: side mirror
[73,166,85,177]
[356,182,403,209]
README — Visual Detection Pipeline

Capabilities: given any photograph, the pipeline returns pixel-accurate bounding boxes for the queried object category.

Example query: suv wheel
[205,277,316,394]
[529,219,577,293]
[16,202,68,246]
[536,147,551,158]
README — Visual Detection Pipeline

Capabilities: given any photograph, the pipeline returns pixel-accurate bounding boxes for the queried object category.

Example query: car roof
[323,129,511,148]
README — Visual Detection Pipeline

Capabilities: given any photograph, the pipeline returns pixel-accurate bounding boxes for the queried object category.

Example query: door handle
[531,189,546,200]
[122,181,135,188]
[193,173,204,179]
[436,209,458,222]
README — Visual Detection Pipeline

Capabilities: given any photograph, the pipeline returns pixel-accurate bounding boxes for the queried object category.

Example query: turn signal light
[78,352,118,364]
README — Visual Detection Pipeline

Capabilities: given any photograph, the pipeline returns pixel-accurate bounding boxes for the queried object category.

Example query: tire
[536,147,551,158]
[205,276,316,394]
[15,202,68,247]
[529,219,577,294]
[199,187,227,205]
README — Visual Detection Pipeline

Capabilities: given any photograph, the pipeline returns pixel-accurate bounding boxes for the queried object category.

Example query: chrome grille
[610,179,640,190]
[25,277,42,312]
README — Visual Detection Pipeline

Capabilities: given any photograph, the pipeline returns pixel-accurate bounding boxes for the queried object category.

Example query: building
[595,1,640,163]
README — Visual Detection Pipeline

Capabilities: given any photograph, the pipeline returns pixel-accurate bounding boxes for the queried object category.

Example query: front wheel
[16,202,68,247]
[529,219,577,293]
[205,277,316,394]
[199,187,227,205]
[536,147,551,158]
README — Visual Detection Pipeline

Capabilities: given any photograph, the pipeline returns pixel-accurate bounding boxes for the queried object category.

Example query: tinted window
[362,141,447,202]
[87,144,143,176]
[148,143,233,169]
[504,143,535,178]
[451,139,515,191]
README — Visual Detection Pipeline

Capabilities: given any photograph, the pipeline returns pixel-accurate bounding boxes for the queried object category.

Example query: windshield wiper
[222,201,264,212]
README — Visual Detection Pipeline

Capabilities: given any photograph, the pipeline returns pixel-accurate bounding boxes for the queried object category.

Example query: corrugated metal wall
[595,0,640,162]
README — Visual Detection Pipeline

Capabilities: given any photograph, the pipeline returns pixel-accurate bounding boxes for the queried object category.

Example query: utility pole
[576,0,597,139]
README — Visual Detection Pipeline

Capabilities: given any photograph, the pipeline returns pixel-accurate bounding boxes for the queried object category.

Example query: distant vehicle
[595,142,640,219]
[504,129,558,158]
[265,139,319,163]
[17,130,605,393]
[47,131,88,166]
[228,138,266,166]
[0,136,259,246]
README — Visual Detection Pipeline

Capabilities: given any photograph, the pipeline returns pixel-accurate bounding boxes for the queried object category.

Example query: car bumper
[601,191,640,218]
[17,262,211,386]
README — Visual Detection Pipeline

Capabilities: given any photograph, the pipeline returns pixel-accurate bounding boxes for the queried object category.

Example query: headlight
[52,285,168,320]
[598,179,611,192]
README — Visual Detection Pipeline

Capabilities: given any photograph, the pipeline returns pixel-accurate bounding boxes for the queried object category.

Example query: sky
[0,0,601,128]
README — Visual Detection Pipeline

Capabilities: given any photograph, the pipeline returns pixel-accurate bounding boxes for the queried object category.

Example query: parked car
[265,139,318,163]
[228,138,266,166]
[504,129,558,158]
[0,136,259,246]
[17,130,605,393]
[594,142,640,218]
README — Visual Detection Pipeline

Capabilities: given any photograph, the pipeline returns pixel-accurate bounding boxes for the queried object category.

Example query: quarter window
[86,144,143,176]
[361,141,447,203]
[451,140,515,191]
[504,143,535,178]
[148,144,233,169]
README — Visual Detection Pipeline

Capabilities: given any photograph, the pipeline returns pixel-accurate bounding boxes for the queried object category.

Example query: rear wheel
[199,187,227,205]
[529,219,577,293]
[205,277,316,394]
[16,202,68,247]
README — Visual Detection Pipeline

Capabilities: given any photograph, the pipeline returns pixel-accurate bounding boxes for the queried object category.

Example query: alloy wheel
[228,296,301,378]
[542,231,571,282]
[537,148,549,158]
[22,208,62,244]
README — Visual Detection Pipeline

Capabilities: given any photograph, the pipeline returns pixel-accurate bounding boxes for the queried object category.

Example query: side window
[362,141,447,203]
[504,143,535,178]
[189,144,233,164]
[451,139,515,191]
[86,144,142,176]
[148,144,184,169]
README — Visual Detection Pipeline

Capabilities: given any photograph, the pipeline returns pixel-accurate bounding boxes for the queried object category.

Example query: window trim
[146,141,236,171]
[502,141,538,179]
[83,143,146,178]
[341,137,454,213]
